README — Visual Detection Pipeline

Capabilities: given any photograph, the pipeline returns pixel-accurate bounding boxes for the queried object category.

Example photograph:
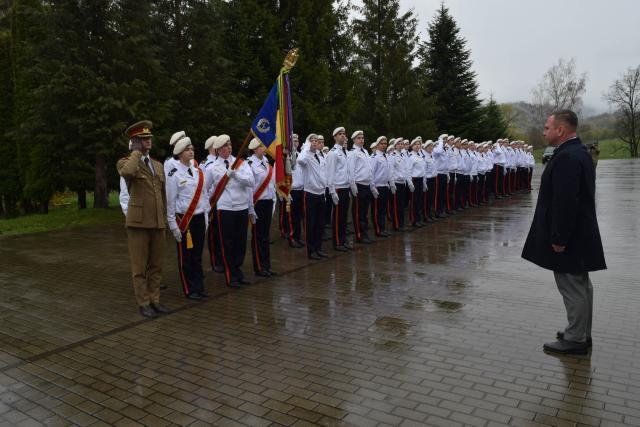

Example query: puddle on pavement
[370,316,413,336]
[403,296,465,312]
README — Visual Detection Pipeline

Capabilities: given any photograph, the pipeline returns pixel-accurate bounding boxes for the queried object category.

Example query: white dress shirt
[326,144,351,192]
[248,154,276,202]
[205,155,255,212]
[296,149,327,195]
[348,145,373,185]
[166,161,210,232]
[371,150,393,188]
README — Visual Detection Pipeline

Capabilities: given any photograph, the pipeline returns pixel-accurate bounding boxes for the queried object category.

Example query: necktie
[314,153,320,163]
[188,168,193,177]
[144,157,154,175]
[383,153,387,159]
[342,147,346,155]
[224,160,229,169]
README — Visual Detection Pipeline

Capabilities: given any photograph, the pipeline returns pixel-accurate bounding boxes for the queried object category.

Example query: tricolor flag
[250,69,294,198]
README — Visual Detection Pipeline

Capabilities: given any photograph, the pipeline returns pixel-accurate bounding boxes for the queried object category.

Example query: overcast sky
[354,0,640,114]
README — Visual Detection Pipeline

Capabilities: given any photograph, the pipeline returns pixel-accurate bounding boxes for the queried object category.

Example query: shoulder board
[119,156,129,160]
[204,161,214,167]
[168,168,177,177]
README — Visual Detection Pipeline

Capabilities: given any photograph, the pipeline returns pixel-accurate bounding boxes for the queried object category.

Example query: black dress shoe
[255,270,270,277]
[308,252,322,260]
[213,266,225,273]
[376,233,388,238]
[187,293,203,300]
[201,291,210,298]
[317,251,329,258]
[543,339,588,355]
[334,246,348,252]
[150,302,170,314]
[139,305,157,318]
[237,278,252,285]
[557,331,592,347]
[266,270,278,276]
[382,231,392,237]
[289,240,304,248]
[159,284,168,290]
[344,243,354,249]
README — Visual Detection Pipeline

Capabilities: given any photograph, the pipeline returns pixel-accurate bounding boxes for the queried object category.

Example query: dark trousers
[390,183,406,229]
[352,183,372,241]
[478,174,487,203]
[207,206,223,270]
[251,199,273,273]
[528,167,533,190]
[409,177,424,224]
[436,174,448,214]
[324,188,333,225]
[425,177,436,218]
[457,175,470,207]
[176,213,205,296]
[495,164,504,197]
[332,187,350,248]
[372,186,390,235]
[447,172,456,212]
[218,208,248,284]
[487,169,495,195]
[304,191,325,255]
[290,189,304,243]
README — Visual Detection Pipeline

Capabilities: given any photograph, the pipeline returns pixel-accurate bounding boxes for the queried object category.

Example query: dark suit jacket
[521,137,606,273]
[117,151,167,229]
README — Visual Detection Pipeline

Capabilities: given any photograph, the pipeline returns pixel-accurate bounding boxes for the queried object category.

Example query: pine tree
[351,0,426,137]
[477,96,509,141]
[418,3,482,137]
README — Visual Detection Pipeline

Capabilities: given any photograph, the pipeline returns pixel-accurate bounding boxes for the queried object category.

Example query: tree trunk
[94,153,109,208]
[22,198,34,214]
[38,200,49,214]
[77,189,87,209]
[0,197,4,217]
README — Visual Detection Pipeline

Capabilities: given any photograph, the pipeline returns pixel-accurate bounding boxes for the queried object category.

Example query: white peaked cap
[173,136,192,155]
[370,141,378,149]
[204,135,218,150]
[425,140,434,147]
[332,126,345,136]
[170,131,186,146]
[351,130,364,140]
[376,135,387,144]
[317,134,325,141]
[439,134,448,140]
[248,138,261,150]
[213,134,230,149]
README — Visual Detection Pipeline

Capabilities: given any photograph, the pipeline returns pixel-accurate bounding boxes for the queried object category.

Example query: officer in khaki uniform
[117,120,169,318]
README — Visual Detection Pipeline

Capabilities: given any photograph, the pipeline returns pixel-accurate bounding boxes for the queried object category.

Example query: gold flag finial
[283,48,299,71]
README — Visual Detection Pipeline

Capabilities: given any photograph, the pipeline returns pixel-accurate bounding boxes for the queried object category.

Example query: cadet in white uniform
[166,136,210,300]
[297,133,328,260]
[201,135,224,273]
[326,126,352,251]
[348,130,377,244]
[370,136,395,237]
[204,134,256,287]
[408,139,426,227]
[247,138,277,277]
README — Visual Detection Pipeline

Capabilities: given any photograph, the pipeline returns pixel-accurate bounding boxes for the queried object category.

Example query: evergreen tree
[477,96,509,141]
[351,0,426,137]
[418,3,482,137]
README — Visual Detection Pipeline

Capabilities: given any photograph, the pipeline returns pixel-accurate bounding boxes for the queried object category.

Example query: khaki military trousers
[127,227,165,306]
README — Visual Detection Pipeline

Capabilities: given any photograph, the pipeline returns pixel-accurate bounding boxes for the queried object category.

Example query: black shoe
[557,331,592,347]
[334,245,348,252]
[290,240,304,248]
[381,231,392,237]
[213,266,225,273]
[308,252,322,260]
[317,251,329,258]
[344,243,354,249]
[159,284,168,290]
[266,270,278,276]
[237,278,252,285]
[139,305,157,318]
[201,291,210,298]
[543,339,588,355]
[187,293,203,300]
[376,233,388,238]
[255,271,270,278]
[150,302,170,314]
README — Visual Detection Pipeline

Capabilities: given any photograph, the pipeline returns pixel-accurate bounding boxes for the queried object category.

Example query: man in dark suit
[522,110,606,355]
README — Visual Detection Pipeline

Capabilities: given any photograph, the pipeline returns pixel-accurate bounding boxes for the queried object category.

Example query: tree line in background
[1,0,519,218]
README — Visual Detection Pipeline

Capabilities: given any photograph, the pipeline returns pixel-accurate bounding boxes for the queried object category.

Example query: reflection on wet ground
[0,159,639,425]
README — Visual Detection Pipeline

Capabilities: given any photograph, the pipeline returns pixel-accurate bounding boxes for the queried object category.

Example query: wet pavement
[1,159,639,426]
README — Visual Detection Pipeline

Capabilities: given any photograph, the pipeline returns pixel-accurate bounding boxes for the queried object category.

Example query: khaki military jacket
[117,151,167,229]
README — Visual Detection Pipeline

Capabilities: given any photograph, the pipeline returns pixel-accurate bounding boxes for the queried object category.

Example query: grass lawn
[0,191,124,236]
[534,138,632,163]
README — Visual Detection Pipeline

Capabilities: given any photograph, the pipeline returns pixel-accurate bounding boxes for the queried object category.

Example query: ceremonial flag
[250,50,297,198]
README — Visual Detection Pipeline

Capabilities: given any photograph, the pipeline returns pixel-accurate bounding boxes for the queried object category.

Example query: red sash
[177,167,204,232]
[253,163,273,204]
[209,159,244,207]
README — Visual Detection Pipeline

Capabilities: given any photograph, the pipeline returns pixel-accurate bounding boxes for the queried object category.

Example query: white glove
[371,187,379,199]
[423,180,428,191]
[226,169,236,178]
[447,174,451,183]
[454,175,457,184]
[350,183,358,197]
[249,212,257,224]
[408,181,415,192]
[390,185,397,195]
[331,192,339,205]
[287,194,293,203]
[277,193,283,202]
[170,227,182,242]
